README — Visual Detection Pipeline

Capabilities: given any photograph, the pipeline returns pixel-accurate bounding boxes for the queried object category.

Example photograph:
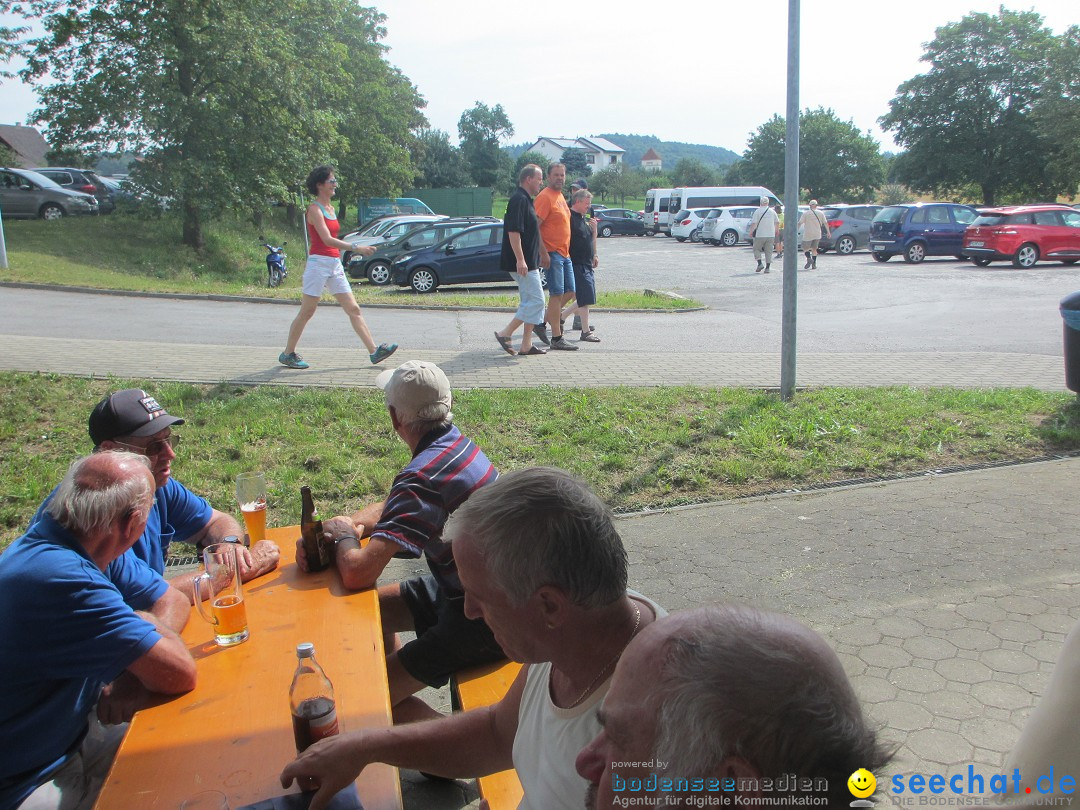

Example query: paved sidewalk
[0,333,1067,390]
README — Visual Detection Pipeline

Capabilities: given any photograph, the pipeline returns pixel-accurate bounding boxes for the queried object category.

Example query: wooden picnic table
[95,525,402,809]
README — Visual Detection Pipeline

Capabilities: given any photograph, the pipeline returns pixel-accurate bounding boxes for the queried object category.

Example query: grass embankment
[3,373,1078,552]
[0,212,697,310]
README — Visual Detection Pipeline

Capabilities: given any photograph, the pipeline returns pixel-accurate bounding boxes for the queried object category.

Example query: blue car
[391,222,549,293]
[869,203,978,264]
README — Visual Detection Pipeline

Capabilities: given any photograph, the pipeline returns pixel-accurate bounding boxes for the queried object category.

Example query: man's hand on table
[294,516,364,573]
[237,539,280,581]
[280,731,369,810]
[98,672,149,724]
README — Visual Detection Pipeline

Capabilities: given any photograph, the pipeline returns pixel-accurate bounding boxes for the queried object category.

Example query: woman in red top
[279,165,398,369]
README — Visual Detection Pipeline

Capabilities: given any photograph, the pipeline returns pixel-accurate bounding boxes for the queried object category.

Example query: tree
[671,158,716,187]
[560,148,591,180]
[458,102,514,187]
[879,8,1060,206]
[411,128,472,189]
[740,108,884,202]
[1033,25,1080,199]
[513,150,550,179]
[4,0,425,248]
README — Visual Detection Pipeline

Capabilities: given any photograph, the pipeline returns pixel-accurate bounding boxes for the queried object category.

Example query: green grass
[0,214,700,310]
[3,372,1078,552]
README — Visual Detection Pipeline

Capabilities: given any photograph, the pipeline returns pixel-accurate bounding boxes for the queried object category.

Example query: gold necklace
[565,603,642,710]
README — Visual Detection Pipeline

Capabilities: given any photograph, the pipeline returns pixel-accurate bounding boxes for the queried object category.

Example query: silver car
[700,206,756,246]
[0,167,99,220]
[817,204,883,254]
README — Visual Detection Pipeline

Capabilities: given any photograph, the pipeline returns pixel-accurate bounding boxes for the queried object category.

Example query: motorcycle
[260,237,287,288]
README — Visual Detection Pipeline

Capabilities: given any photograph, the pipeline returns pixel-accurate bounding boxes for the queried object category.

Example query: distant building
[0,125,49,168]
[640,148,663,172]
[525,136,625,171]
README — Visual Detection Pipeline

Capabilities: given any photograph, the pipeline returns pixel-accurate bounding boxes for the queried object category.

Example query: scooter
[260,237,287,288]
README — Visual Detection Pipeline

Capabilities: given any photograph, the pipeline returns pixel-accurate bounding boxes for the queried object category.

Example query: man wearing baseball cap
[295,361,504,724]
[30,388,280,602]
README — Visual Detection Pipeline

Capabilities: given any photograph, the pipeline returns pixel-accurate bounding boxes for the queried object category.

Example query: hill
[505,134,740,169]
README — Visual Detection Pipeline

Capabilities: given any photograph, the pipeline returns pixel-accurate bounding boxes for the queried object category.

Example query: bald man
[576,605,892,808]
[0,452,196,809]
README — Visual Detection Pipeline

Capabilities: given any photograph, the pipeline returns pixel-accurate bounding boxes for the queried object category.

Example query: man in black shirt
[564,188,601,341]
[495,164,548,356]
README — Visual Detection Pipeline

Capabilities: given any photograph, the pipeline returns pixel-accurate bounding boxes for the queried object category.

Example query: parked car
[869,203,978,263]
[100,176,138,204]
[670,208,717,243]
[391,222,550,294]
[700,206,757,246]
[593,208,646,237]
[347,216,498,284]
[0,167,99,219]
[31,167,115,213]
[963,205,1080,268]
[817,204,883,254]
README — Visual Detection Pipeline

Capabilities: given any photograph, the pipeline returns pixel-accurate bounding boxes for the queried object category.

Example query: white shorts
[302,254,351,297]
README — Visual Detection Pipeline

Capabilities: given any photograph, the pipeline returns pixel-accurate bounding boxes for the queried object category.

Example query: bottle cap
[296,643,315,658]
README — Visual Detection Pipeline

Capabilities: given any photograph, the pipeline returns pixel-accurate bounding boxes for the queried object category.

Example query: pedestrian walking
[748,196,779,273]
[279,165,397,369]
[495,164,547,357]
[561,189,600,341]
[799,199,831,270]
[774,205,785,259]
[534,163,578,351]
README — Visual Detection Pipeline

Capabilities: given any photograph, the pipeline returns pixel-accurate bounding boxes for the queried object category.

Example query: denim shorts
[397,575,506,687]
[513,269,546,325]
[572,262,596,307]
[546,252,575,296]
[302,254,351,297]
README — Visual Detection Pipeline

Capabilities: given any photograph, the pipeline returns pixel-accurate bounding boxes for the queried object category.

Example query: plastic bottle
[290,642,339,753]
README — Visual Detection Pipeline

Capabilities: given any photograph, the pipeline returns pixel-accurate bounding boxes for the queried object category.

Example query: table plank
[96,526,401,809]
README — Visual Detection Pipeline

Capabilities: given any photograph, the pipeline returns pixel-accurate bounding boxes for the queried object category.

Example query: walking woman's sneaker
[279,351,309,369]
[370,343,398,364]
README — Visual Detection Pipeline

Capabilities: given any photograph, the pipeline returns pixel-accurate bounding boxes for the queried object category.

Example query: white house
[640,147,663,172]
[525,136,625,170]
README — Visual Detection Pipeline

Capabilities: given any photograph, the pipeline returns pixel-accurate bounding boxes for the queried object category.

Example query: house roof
[0,125,49,168]
[641,148,662,161]
[578,136,624,154]
[531,137,580,151]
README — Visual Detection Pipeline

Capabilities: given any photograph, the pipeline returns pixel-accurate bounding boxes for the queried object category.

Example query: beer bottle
[290,643,339,753]
[300,485,330,572]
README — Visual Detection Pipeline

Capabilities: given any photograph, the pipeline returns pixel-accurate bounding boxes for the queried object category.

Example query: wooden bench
[450,660,524,809]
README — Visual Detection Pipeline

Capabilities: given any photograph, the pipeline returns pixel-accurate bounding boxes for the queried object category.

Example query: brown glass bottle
[300,486,331,572]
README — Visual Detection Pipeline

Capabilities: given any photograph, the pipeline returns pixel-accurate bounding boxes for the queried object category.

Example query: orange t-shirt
[533,187,571,256]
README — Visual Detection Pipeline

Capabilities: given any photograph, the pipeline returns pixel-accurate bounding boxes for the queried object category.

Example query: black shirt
[500,185,541,272]
[569,210,595,264]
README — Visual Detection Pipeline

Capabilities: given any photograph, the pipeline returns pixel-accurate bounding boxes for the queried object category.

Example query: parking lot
[587,234,1080,357]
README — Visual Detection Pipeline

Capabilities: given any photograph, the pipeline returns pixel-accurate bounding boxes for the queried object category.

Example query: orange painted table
[95,526,402,809]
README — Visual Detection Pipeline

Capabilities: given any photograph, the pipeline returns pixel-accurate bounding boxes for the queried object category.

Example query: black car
[31,167,116,214]
[391,222,549,293]
[346,216,498,284]
[593,208,646,237]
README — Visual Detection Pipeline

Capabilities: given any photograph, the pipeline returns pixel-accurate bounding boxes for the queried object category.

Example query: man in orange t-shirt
[533,163,579,351]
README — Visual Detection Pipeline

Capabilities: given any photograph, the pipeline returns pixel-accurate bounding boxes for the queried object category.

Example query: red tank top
[307,203,340,257]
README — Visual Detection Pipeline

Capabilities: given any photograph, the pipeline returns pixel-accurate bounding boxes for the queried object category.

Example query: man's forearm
[508,231,526,265]
[348,501,385,538]
[146,584,192,632]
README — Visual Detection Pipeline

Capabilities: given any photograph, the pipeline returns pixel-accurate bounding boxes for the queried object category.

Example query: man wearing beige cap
[295,361,503,723]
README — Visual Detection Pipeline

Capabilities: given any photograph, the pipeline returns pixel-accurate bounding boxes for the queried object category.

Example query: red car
[963,204,1080,268]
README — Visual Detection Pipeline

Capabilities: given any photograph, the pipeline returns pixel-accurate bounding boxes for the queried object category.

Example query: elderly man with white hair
[799,199,832,269]
[294,360,503,724]
[749,196,779,273]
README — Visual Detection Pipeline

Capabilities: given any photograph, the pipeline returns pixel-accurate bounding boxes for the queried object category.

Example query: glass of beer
[235,472,267,547]
[193,542,249,647]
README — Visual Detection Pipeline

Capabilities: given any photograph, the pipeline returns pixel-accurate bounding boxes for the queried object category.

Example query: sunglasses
[113,434,180,456]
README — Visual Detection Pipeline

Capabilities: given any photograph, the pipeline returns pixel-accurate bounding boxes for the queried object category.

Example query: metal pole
[0,206,8,269]
[299,189,310,256]
[780,0,800,400]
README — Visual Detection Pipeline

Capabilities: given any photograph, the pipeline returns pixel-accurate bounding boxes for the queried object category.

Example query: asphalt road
[3,236,1078,357]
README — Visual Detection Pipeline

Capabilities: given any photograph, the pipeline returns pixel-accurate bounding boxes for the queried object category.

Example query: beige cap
[375,361,452,424]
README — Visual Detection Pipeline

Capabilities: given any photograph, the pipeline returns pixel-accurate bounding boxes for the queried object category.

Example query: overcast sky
[2,1,1076,157]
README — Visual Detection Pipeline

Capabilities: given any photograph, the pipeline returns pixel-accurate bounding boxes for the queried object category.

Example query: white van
[643,187,675,236]
[669,186,781,215]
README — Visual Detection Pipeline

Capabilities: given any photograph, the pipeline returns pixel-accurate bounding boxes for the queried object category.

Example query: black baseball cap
[89,389,185,445]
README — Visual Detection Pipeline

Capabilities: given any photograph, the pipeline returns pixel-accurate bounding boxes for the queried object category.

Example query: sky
[1,1,1076,157]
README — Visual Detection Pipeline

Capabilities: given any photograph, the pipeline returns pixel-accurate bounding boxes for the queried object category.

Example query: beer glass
[235,472,267,546]
[193,542,249,647]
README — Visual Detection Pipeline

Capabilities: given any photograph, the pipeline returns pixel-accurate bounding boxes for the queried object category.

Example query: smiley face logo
[848,768,877,798]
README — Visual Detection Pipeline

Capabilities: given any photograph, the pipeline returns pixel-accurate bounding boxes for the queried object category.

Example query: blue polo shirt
[32,477,213,574]
[0,513,167,807]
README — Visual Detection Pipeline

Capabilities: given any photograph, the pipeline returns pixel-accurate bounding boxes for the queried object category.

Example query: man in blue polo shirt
[294,361,503,723]
[0,451,196,809]
[31,388,280,603]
